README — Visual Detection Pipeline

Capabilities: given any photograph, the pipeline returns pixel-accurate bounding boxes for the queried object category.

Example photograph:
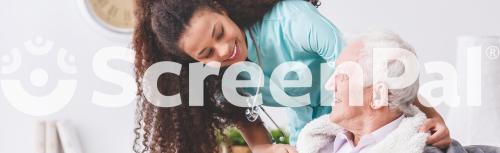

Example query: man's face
[327,41,367,124]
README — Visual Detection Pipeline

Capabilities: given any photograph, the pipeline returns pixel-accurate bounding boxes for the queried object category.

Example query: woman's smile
[178,8,249,67]
[227,40,240,61]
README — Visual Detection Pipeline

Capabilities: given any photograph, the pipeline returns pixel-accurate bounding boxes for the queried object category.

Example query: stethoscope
[244,32,286,143]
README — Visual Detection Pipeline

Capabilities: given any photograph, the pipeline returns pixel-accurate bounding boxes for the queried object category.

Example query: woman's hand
[252,144,298,153]
[236,120,296,153]
[419,117,452,148]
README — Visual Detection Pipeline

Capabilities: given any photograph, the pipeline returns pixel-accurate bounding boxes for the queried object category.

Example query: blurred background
[1,0,499,153]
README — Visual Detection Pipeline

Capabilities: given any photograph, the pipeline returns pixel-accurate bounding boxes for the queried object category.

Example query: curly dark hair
[132,0,320,153]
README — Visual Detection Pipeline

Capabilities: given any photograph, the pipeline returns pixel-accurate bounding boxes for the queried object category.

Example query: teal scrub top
[243,0,344,144]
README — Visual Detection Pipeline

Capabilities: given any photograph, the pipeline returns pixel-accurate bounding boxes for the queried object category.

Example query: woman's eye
[199,48,212,59]
[207,49,214,57]
[217,27,224,40]
[203,49,213,58]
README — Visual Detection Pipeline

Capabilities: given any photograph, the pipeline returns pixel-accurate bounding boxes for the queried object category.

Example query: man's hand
[419,117,452,148]
[253,144,298,153]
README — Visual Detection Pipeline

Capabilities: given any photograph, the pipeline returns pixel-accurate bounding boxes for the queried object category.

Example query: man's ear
[371,82,388,109]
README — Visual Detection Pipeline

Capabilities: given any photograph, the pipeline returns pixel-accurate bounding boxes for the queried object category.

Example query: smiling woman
[132,0,350,152]
[132,0,280,153]
[176,7,248,66]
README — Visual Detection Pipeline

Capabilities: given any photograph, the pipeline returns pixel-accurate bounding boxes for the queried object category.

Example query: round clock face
[86,0,135,33]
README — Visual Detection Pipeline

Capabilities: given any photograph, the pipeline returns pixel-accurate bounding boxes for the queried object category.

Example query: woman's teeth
[228,42,238,60]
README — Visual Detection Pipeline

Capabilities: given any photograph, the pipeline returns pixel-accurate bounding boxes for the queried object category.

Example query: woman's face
[178,8,248,67]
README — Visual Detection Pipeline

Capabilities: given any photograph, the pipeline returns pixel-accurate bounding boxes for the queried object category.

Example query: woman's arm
[414,97,452,148]
[236,119,272,147]
[236,120,298,153]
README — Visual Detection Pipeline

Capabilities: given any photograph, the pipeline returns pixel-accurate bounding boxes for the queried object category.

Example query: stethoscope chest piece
[245,97,260,122]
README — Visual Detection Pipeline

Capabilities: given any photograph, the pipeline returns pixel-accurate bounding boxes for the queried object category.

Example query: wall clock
[79,0,136,34]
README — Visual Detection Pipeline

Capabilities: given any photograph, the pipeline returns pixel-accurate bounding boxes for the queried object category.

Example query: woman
[132,0,451,153]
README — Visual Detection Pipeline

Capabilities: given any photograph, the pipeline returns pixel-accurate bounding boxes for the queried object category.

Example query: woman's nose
[214,42,232,60]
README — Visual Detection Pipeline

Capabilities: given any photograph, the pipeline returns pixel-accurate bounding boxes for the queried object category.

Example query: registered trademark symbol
[485,46,500,60]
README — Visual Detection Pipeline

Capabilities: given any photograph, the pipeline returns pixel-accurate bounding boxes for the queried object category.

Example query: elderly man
[296,30,500,153]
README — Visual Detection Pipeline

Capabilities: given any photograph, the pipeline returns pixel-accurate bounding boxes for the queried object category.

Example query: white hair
[349,30,419,116]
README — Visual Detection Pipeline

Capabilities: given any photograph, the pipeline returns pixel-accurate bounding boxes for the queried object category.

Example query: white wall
[0,0,135,153]
[319,0,500,65]
[1,0,499,153]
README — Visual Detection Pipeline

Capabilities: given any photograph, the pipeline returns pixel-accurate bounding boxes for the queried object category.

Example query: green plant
[225,127,247,146]
[271,129,289,144]
[223,127,290,146]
